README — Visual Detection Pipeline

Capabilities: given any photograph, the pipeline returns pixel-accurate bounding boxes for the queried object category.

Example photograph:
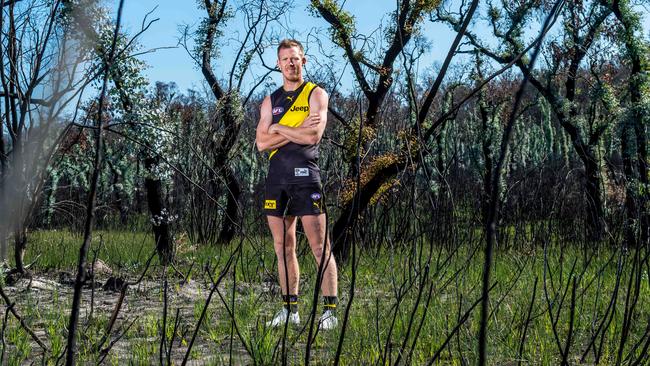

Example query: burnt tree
[190,0,287,244]
[442,0,615,241]
[311,0,479,260]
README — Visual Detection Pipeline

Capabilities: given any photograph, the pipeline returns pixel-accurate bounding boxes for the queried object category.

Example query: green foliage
[386,0,441,40]
[309,0,357,49]
[193,1,234,62]
[341,118,375,164]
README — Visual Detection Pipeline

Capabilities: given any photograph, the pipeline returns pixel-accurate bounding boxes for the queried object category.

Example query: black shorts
[264,183,325,217]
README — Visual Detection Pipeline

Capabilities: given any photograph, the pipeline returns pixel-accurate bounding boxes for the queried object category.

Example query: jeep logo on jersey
[294,168,309,177]
[272,107,284,115]
[289,105,309,112]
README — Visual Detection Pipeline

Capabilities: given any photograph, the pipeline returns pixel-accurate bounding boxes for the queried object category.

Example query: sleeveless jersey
[266,81,321,185]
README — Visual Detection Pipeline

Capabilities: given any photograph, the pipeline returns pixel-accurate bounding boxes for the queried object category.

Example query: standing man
[256,39,338,330]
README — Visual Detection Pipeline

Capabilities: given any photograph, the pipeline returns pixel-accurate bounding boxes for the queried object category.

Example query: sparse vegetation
[1,0,648,364]
[0,229,646,364]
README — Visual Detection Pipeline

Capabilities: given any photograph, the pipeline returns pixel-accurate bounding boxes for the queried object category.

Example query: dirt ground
[2,268,279,365]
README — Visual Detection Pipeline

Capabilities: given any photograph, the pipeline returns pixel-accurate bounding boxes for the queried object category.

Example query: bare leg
[267,215,299,295]
[301,214,338,296]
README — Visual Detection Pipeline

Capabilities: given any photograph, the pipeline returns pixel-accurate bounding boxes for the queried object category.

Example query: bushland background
[0,0,649,364]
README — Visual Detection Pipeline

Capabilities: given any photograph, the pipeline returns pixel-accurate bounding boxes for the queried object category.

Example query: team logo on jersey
[264,200,276,209]
[310,193,321,200]
[294,168,309,177]
[289,105,309,112]
[272,107,284,115]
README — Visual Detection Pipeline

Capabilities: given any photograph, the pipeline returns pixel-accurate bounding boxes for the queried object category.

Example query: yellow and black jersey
[266,81,321,185]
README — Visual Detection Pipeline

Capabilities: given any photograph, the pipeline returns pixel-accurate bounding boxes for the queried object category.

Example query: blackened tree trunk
[217,165,241,245]
[312,0,446,261]
[199,2,243,245]
[144,157,173,264]
[13,225,26,275]
[477,3,559,361]
[332,159,405,260]
[66,0,126,359]
[581,148,606,241]
[111,77,174,263]
[321,0,479,261]
[10,148,27,274]
[0,111,5,261]
[478,88,496,228]
[605,0,649,248]
[213,96,242,245]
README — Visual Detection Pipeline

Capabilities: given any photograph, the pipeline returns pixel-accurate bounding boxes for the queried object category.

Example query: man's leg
[302,213,338,329]
[301,214,337,296]
[267,215,299,297]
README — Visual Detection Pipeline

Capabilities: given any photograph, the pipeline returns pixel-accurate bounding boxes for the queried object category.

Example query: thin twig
[0,283,49,351]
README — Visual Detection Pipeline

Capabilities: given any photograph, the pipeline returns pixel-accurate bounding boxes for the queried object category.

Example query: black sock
[323,296,338,314]
[283,294,298,313]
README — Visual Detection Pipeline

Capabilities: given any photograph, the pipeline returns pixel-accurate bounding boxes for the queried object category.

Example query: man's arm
[256,96,290,152]
[269,87,328,145]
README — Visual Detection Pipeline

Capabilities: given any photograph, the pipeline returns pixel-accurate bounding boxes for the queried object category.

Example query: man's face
[277,46,306,82]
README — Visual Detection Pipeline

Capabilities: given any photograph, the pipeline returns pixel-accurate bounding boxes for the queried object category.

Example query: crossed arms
[255,87,328,152]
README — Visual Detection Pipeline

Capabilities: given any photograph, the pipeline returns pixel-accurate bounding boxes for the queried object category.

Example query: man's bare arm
[256,96,290,152]
[269,87,328,145]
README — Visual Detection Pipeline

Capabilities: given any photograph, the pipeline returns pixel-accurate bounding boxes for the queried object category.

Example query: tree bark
[13,225,26,274]
[332,159,405,260]
[67,1,124,363]
[212,96,242,245]
[606,0,649,247]
[320,0,479,261]
[144,157,173,264]
[479,102,494,228]
[216,165,241,245]
[200,2,244,244]
[579,147,606,241]
[112,74,174,262]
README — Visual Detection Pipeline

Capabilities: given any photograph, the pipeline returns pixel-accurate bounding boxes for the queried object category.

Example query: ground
[0,229,648,365]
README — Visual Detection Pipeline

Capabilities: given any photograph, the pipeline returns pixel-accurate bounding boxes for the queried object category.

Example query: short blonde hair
[277,39,304,56]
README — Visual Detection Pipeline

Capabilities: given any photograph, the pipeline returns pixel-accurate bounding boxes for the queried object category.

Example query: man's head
[277,39,306,83]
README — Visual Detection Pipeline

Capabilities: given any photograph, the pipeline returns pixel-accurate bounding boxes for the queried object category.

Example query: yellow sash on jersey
[269,82,317,159]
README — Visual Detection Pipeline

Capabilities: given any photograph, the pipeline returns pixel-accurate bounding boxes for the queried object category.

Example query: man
[256,39,338,330]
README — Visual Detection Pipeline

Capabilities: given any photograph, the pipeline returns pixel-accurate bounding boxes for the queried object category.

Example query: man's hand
[301,113,321,128]
[269,113,320,135]
[270,89,329,145]
[258,87,329,149]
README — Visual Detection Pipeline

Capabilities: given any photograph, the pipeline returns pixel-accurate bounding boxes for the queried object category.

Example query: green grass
[1,229,649,364]
[25,229,156,271]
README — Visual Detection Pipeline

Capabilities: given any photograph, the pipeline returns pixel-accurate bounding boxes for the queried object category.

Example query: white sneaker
[318,310,338,330]
[267,308,300,327]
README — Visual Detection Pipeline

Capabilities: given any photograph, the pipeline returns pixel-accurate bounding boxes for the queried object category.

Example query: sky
[114,0,650,96]
[116,0,456,94]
